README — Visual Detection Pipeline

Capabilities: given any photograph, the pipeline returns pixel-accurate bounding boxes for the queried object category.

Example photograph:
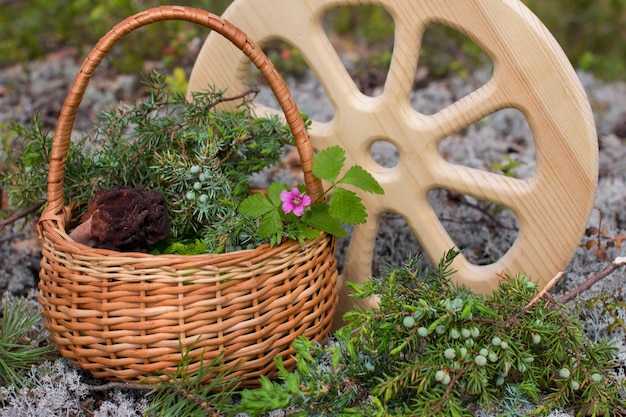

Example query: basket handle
[42,5,323,220]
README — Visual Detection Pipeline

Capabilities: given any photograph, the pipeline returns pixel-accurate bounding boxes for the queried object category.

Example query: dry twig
[525,271,564,310]
[558,257,626,304]
[0,201,45,227]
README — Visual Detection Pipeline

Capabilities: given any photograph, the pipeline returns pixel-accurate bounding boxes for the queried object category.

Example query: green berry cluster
[186,165,208,203]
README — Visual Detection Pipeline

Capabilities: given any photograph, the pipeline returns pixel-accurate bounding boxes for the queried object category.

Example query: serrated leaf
[258,210,283,240]
[268,182,289,206]
[302,203,347,237]
[338,165,384,194]
[296,222,321,242]
[237,193,275,218]
[328,187,367,225]
[312,145,345,183]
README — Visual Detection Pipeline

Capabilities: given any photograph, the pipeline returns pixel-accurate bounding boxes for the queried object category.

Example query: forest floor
[0,49,625,415]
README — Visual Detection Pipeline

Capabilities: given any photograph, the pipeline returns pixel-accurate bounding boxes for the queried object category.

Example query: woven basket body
[37,6,338,385]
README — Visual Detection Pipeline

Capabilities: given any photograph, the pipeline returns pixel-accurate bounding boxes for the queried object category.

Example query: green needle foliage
[144,340,241,417]
[236,250,625,416]
[0,297,54,392]
[1,71,294,253]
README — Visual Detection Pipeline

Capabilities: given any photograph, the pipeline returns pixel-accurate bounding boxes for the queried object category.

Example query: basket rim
[39,211,332,261]
[39,213,335,288]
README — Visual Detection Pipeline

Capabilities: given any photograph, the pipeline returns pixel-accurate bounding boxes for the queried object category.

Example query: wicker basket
[37,6,338,386]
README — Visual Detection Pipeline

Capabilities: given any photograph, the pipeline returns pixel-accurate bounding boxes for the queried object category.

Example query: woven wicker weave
[37,5,338,385]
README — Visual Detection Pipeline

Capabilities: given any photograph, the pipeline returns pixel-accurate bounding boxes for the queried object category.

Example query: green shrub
[0,0,231,72]
[0,72,291,253]
[234,250,625,416]
[523,0,626,80]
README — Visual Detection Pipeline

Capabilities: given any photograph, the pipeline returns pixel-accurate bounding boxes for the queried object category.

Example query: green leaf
[293,336,315,362]
[296,222,321,242]
[268,182,289,206]
[302,203,348,237]
[258,209,283,241]
[338,165,384,194]
[328,187,368,225]
[460,302,473,320]
[238,193,275,218]
[312,145,345,183]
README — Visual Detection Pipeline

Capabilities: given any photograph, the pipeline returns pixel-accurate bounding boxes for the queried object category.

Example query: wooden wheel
[188,0,598,321]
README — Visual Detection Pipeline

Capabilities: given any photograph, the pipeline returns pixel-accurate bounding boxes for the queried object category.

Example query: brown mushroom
[69,186,169,252]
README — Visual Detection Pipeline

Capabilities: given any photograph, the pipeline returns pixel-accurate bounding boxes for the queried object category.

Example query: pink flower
[280,187,311,217]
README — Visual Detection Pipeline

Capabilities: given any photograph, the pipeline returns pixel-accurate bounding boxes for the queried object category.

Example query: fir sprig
[144,339,241,417]
[0,296,54,391]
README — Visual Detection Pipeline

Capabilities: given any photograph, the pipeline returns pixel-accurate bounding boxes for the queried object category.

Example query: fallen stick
[558,257,626,304]
[524,271,564,311]
[0,201,45,227]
